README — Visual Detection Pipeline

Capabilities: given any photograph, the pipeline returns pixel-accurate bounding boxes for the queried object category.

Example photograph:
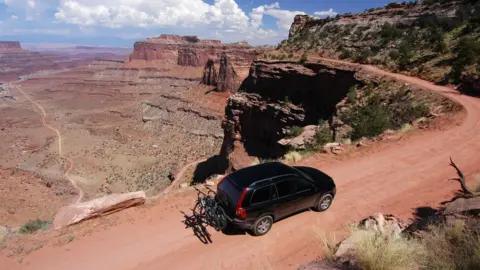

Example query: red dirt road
[4,62,480,270]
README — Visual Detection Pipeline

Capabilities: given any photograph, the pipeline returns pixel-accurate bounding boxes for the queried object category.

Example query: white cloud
[264,8,305,30]
[27,0,36,8]
[11,15,18,20]
[314,8,337,18]
[249,2,304,32]
[55,0,250,30]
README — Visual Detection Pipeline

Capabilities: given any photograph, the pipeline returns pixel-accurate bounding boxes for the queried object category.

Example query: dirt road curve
[5,62,480,270]
[12,84,84,204]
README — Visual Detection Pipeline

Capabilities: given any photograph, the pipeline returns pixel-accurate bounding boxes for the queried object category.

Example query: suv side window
[275,180,298,197]
[250,185,272,205]
[296,177,313,192]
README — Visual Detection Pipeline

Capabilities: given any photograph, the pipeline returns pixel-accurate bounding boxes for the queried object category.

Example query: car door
[273,179,300,218]
[245,184,274,220]
[292,177,318,211]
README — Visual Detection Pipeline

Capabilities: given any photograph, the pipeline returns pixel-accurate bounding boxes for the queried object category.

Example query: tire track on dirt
[13,84,84,204]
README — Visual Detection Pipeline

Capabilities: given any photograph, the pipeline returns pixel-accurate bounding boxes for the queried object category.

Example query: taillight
[235,188,248,219]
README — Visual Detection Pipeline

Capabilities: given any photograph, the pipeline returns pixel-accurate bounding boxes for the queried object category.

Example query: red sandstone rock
[201,59,217,86]
[128,34,257,69]
[217,53,237,92]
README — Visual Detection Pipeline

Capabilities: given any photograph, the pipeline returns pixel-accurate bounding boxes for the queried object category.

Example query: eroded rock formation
[217,53,237,92]
[201,59,217,86]
[219,60,454,170]
[128,34,257,68]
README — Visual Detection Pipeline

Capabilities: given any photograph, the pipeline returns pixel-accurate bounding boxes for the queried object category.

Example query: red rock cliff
[128,34,257,68]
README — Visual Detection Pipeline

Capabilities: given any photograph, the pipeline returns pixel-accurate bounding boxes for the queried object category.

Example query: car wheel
[252,216,273,236]
[316,194,333,212]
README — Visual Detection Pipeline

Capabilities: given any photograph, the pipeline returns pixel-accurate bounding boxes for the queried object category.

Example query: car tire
[252,216,273,236]
[316,194,333,212]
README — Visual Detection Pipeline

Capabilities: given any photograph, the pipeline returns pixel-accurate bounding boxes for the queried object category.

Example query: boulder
[278,125,317,150]
[444,196,480,215]
[53,191,146,229]
[334,213,407,265]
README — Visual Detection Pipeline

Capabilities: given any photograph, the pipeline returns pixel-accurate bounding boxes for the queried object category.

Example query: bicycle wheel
[214,206,228,231]
[193,200,206,219]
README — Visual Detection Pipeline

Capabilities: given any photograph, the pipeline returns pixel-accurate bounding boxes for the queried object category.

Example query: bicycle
[193,187,228,231]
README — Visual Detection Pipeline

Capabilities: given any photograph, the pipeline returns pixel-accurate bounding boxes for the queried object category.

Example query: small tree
[299,53,308,64]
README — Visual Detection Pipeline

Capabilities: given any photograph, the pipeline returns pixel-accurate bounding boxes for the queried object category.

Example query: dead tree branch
[449,157,474,195]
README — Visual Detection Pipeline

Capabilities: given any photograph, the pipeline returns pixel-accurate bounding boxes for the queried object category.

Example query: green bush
[339,48,352,59]
[287,53,294,58]
[344,95,392,140]
[380,22,403,41]
[451,37,480,80]
[286,126,303,138]
[346,85,357,104]
[299,53,308,64]
[20,219,51,234]
[354,47,374,63]
[314,122,333,148]
[389,50,401,60]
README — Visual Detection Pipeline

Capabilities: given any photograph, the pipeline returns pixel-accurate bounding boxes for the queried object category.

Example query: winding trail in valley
[12,84,84,204]
[7,60,480,270]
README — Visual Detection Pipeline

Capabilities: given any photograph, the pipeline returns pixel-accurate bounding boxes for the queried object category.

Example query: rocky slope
[220,60,457,170]
[281,0,480,95]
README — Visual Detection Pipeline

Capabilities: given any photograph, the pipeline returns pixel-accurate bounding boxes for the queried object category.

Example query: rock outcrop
[53,191,146,229]
[128,34,257,68]
[217,53,237,92]
[0,41,22,51]
[201,59,217,86]
[219,59,455,170]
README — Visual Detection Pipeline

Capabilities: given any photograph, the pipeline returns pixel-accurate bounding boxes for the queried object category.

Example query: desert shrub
[389,50,400,60]
[339,48,352,59]
[20,219,51,234]
[397,41,415,70]
[344,95,392,140]
[278,54,286,60]
[354,47,374,63]
[286,126,303,138]
[368,8,375,12]
[422,221,480,270]
[314,121,333,148]
[380,22,403,41]
[346,85,357,104]
[451,37,480,79]
[299,53,308,64]
[350,227,425,270]
[287,53,293,58]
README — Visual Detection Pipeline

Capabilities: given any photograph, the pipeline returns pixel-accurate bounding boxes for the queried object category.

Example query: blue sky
[0,0,396,48]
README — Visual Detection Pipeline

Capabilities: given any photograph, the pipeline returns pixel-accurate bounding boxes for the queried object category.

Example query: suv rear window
[217,177,243,207]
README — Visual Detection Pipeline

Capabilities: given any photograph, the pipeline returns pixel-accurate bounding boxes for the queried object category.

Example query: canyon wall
[128,34,257,68]
[220,60,457,170]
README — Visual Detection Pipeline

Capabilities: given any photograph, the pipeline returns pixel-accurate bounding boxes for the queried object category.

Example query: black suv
[215,162,336,236]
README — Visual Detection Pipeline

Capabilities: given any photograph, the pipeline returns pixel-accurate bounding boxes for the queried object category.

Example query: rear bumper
[226,216,254,230]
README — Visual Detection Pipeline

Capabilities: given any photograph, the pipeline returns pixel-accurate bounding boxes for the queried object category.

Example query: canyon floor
[1,58,479,269]
[0,57,228,228]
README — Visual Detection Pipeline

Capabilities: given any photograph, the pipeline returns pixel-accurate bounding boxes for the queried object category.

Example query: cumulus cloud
[55,0,250,30]
[314,8,338,18]
[11,15,18,20]
[249,2,305,32]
